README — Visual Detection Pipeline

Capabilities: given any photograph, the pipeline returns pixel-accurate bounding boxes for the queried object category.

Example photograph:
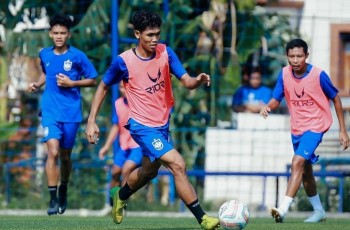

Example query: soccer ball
[218,199,250,230]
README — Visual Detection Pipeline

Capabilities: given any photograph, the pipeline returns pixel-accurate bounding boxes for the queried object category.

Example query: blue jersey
[103,46,186,86]
[232,85,272,106]
[272,64,338,102]
[39,46,98,122]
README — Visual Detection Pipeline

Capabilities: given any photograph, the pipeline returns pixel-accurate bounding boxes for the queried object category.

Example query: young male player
[260,38,349,223]
[85,9,219,230]
[28,14,97,215]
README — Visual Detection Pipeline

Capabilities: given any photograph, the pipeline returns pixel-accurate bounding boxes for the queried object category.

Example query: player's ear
[49,30,53,38]
[134,30,140,39]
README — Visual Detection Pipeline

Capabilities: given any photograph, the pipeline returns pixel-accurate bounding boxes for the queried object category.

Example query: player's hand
[196,73,211,86]
[260,106,271,119]
[98,146,108,160]
[85,122,100,144]
[56,73,72,87]
[339,130,350,150]
[28,82,39,92]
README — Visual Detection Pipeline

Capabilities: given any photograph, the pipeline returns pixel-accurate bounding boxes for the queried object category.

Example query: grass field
[1,215,350,230]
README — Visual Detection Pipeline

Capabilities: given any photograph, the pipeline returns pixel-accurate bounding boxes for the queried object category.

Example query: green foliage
[0,121,17,140]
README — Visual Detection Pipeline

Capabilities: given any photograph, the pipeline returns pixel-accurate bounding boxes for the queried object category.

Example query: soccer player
[260,38,349,223]
[99,84,142,198]
[28,14,98,215]
[85,9,220,230]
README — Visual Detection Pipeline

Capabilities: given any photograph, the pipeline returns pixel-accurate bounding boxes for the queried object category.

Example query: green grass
[1,216,350,230]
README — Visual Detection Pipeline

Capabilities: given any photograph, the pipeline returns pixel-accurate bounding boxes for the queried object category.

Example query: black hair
[49,14,73,30]
[131,10,162,32]
[285,38,308,54]
[251,66,262,75]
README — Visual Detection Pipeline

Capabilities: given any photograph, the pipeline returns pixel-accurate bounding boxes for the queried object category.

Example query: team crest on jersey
[152,138,163,150]
[63,59,72,71]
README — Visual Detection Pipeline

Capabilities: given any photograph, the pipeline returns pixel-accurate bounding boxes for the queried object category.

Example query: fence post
[275,176,279,208]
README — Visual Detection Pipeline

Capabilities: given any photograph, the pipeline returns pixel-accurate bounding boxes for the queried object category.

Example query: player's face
[136,27,160,56]
[286,47,309,75]
[49,25,70,50]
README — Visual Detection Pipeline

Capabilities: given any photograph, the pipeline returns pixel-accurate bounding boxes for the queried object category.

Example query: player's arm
[260,98,280,118]
[28,72,46,92]
[56,73,97,87]
[260,71,284,118]
[87,56,127,144]
[167,46,210,89]
[99,124,119,160]
[332,95,349,150]
[320,71,349,149]
[86,81,109,144]
[180,73,210,90]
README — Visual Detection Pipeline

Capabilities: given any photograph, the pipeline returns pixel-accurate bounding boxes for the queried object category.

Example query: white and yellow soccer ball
[218,199,250,230]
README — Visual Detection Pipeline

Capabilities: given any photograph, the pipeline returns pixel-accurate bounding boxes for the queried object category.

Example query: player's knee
[170,160,186,176]
[48,149,59,158]
[291,158,305,171]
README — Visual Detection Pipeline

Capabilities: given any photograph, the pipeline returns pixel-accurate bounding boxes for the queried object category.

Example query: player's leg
[57,148,72,214]
[271,155,305,222]
[111,156,160,224]
[42,119,62,215]
[57,122,79,214]
[271,131,323,223]
[108,165,122,206]
[111,165,122,187]
[122,156,161,195]
[111,147,128,187]
[161,149,196,202]
[109,147,127,206]
[45,138,60,215]
[121,147,143,186]
[161,149,219,229]
[303,163,326,223]
[121,160,139,186]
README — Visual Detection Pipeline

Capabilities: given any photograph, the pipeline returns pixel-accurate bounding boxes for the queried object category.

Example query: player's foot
[47,199,58,215]
[271,207,284,223]
[111,186,127,224]
[58,185,67,214]
[200,214,220,230]
[304,210,326,223]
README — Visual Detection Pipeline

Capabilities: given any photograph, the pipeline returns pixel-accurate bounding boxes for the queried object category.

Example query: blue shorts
[291,131,324,164]
[113,146,143,168]
[41,117,80,149]
[127,118,174,162]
